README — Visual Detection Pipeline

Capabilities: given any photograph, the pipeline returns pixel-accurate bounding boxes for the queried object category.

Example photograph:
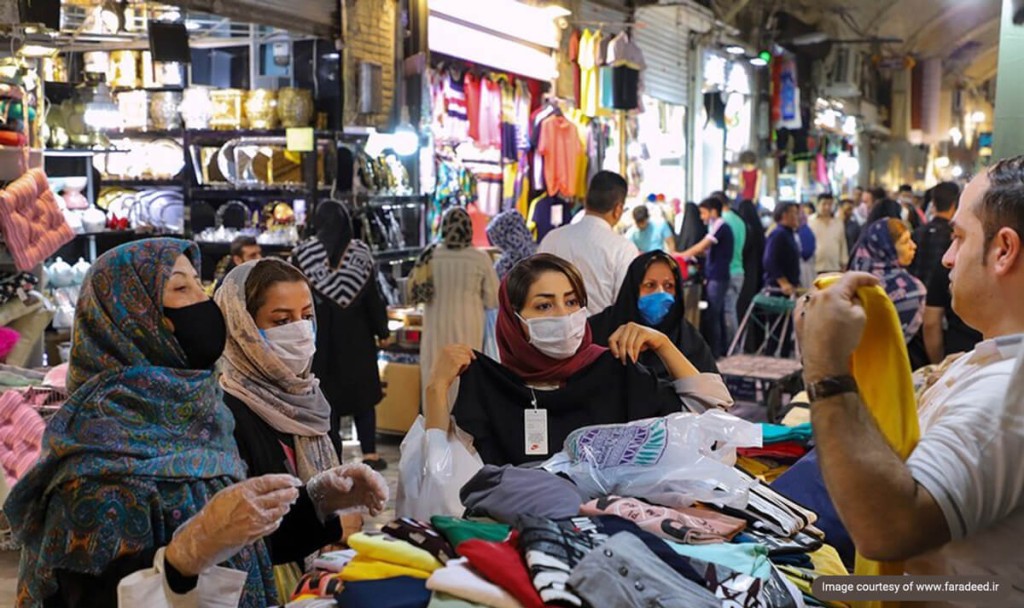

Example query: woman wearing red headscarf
[424,254,732,466]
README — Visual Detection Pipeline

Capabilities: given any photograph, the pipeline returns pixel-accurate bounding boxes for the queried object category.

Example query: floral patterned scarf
[3,238,276,607]
[215,258,339,482]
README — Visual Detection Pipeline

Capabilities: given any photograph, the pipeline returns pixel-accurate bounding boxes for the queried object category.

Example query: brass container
[42,55,68,82]
[243,89,278,130]
[108,50,139,89]
[210,88,244,130]
[149,91,182,130]
[277,88,313,128]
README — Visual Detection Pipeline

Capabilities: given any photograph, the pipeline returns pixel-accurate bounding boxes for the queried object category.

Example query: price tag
[286,127,315,152]
[524,408,548,456]
[551,205,564,227]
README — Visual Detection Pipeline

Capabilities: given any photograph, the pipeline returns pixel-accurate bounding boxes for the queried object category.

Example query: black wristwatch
[806,375,859,402]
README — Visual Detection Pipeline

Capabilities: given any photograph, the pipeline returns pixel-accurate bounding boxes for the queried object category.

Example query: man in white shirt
[807,194,848,274]
[539,171,639,315]
[797,157,1024,607]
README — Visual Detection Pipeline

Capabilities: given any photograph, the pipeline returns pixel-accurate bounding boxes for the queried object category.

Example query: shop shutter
[165,0,337,38]
[576,1,630,28]
[634,2,713,106]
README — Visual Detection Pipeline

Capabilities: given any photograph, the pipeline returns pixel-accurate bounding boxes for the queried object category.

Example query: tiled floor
[0,435,403,605]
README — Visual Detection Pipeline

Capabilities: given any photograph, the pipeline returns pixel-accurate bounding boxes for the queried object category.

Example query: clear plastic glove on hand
[165,474,302,576]
[307,463,389,521]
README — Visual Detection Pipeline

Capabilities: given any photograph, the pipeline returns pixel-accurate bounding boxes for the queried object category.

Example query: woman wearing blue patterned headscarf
[486,209,537,279]
[849,219,927,341]
[4,238,295,607]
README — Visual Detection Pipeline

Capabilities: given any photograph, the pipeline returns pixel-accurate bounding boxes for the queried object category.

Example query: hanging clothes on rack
[526,193,573,243]
[537,113,583,199]
[606,32,646,111]
[578,29,601,118]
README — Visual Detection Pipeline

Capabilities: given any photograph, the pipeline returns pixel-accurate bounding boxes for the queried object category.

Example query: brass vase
[149,91,182,130]
[108,50,139,89]
[277,88,313,128]
[210,89,244,130]
[244,89,278,129]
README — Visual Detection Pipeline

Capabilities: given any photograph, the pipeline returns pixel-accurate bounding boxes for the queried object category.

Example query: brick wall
[344,0,398,128]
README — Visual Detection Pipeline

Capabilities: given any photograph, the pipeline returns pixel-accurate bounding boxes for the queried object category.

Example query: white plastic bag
[542,410,762,509]
[116,547,247,608]
[397,415,483,521]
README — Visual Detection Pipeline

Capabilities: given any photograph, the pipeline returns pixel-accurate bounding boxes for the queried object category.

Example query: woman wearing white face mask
[424,254,734,466]
[215,259,389,597]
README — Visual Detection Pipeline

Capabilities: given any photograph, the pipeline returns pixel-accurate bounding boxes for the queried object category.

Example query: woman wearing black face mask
[589,251,718,381]
[215,259,388,598]
[4,239,300,607]
[423,254,733,466]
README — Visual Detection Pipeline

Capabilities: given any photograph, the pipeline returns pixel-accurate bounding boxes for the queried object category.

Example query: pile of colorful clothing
[285,461,849,608]
[737,422,814,482]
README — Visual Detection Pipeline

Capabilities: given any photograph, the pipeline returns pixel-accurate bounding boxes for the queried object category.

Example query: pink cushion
[0,169,75,271]
[0,390,45,487]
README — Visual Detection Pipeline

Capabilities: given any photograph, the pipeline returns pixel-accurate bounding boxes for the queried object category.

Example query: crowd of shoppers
[5,157,1020,606]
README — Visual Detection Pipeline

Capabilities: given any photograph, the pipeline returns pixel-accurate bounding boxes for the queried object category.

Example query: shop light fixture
[842,115,857,135]
[83,82,120,131]
[948,126,963,146]
[749,55,769,67]
[970,110,987,124]
[543,4,572,19]
[18,44,57,58]
[391,123,420,157]
[725,45,745,55]
[935,156,951,169]
[951,165,964,178]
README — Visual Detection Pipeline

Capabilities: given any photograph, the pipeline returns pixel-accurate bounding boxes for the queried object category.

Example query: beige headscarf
[215,258,339,481]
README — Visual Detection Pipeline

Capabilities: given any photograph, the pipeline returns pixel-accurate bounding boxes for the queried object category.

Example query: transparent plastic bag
[397,415,483,521]
[542,410,762,509]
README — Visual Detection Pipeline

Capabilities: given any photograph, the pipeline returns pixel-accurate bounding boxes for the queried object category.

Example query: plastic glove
[307,463,389,521]
[165,474,302,576]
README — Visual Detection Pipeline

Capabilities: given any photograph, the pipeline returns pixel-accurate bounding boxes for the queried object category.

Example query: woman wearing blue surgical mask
[589,251,718,381]
[215,259,388,598]
[423,254,733,466]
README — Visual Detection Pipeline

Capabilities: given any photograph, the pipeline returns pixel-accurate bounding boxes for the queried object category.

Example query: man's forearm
[812,393,949,561]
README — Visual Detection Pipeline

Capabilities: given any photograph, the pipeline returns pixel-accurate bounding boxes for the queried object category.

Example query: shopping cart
[716,288,803,422]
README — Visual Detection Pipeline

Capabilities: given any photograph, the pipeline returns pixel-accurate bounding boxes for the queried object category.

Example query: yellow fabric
[814,276,920,608]
[525,194,545,240]
[339,555,433,582]
[272,562,303,603]
[809,544,849,577]
[347,531,443,573]
[502,162,517,207]
[736,456,790,483]
[578,30,598,117]
[516,175,530,218]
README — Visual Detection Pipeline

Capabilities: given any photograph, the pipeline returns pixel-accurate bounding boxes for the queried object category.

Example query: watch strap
[807,375,859,402]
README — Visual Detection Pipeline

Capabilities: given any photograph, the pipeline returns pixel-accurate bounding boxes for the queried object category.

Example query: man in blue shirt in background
[628,205,675,253]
